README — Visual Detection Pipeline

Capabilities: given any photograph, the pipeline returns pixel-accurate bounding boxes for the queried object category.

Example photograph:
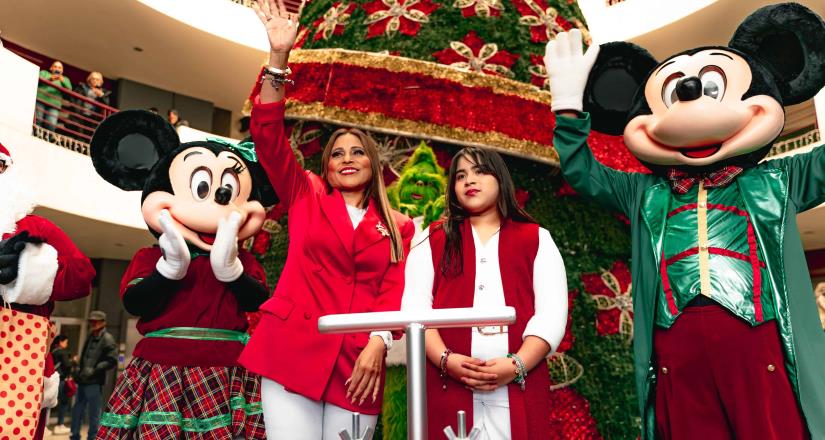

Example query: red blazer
[238,99,414,414]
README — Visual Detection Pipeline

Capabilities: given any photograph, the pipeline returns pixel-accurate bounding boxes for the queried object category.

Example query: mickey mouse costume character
[0,141,96,440]
[89,111,276,439]
[546,3,825,439]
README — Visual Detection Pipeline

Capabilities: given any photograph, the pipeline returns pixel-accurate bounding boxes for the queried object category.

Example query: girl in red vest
[238,1,415,437]
[402,146,568,439]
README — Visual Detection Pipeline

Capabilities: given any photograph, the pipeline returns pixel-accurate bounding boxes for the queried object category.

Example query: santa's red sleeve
[3,215,95,305]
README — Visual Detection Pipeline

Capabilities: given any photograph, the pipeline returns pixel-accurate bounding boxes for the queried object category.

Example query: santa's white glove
[210,211,244,282]
[544,29,600,113]
[42,371,60,409]
[156,210,191,280]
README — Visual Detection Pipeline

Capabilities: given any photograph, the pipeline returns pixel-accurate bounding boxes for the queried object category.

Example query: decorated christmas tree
[245,0,648,437]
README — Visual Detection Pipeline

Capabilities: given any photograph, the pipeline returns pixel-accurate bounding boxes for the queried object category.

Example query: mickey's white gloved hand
[544,29,600,113]
[156,209,191,280]
[210,211,244,282]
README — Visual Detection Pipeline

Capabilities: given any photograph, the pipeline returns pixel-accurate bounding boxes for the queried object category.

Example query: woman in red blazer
[238,1,415,438]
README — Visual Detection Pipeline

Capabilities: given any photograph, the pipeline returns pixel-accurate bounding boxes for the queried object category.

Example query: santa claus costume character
[237,0,415,438]
[547,3,825,438]
[401,147,568,440]
[0,141,96,440]
[89,110,276,439]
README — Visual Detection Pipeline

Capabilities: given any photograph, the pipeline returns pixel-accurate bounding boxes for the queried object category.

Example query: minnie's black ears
[90,110,180,191]
[583,41,659,135]
[730,3,825,106]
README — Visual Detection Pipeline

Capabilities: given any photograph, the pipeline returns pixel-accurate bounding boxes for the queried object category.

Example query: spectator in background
[51,335,76,434]
[70,311,117,440]
[72,71,111,137]
[36,61,71,133]
[168,108,189,128]
[74,72,110,108]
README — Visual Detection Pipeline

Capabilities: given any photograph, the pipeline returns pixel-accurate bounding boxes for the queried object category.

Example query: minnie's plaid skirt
[96,357,266,440]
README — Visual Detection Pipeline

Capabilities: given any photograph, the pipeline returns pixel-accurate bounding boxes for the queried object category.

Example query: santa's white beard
[0,167,34,235]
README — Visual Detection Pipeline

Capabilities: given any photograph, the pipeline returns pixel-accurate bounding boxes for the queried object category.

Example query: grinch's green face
[397,170,445,217]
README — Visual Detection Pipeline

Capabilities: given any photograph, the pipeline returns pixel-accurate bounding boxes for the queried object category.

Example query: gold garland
[289,48,553,106]
[285,101,560,164]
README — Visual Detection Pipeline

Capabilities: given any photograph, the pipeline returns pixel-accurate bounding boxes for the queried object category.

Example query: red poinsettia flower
[312,2,357,41]
[528,53,550,90]
[581,261,633,341]
[555,180,578,197]
[250,230,272,256]
[515,188,530,209]
[453,0,503,18]
[246,311,262,335]
[547,388,603,439]
[432,31,519,77]
[511,0,574,43]
[362,0,440,39]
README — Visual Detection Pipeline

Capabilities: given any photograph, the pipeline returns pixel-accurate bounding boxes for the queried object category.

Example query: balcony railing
[33,77,118,155]
[769,128,821,157]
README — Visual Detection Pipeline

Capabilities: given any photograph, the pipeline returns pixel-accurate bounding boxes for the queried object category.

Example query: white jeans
[473,397,511,440]
[261,378,379,440]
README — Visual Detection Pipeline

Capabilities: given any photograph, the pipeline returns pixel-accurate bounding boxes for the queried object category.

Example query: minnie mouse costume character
[546,3,825,439]
[89,111,276,439]
[0,141,96,440]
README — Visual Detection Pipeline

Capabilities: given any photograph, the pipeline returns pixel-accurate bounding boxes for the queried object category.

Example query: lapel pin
[376,222,389,237]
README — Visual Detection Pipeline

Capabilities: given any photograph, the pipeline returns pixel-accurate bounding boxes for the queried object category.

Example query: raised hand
[210,211,244,282]
[544,29,600,113]
[155,210,191,280]
[251,0,305,54]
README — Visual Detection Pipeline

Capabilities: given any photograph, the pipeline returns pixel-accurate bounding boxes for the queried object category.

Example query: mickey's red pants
[653,305,808,440]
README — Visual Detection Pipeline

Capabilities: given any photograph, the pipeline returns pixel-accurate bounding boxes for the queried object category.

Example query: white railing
[769,128,821,157]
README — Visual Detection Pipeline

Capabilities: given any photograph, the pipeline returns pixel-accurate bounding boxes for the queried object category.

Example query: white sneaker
[52,425,71,435]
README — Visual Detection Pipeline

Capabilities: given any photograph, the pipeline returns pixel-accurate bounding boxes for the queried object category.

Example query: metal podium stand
[318,307,516,440]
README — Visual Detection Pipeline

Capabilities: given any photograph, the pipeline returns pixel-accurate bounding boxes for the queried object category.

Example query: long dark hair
[439,147,535,276]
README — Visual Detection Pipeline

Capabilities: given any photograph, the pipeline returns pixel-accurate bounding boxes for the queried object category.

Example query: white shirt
[401,224,568,406]
[346,203,392,349]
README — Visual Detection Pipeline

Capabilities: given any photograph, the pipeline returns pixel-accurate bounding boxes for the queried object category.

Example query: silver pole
[406,322,427,440]
[318,308,516,333]
[318,307,515,440]
[457,411,467,437]
[353,412,360,439]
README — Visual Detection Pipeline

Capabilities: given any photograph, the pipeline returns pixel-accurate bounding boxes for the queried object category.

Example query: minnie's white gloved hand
[210,212,244,282]
[155,210,191,280]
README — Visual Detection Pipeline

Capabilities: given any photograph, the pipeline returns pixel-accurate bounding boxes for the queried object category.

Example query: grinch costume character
[546,4,825,439]
[388,142,447,235]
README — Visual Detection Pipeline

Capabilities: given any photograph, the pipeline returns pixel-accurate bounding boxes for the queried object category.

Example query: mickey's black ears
[730,3,825,106]
[583,42,659,135]
[90,110,180,191]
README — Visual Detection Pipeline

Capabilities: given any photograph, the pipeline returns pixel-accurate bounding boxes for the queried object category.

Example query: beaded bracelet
[439,348,453,390]
[507,353,527,391]
[261,65,294,91]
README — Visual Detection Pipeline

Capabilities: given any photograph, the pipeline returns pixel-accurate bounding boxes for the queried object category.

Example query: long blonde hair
[321,128,404,263]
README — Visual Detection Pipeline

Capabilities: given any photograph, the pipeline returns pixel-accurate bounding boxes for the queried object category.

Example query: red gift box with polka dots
[0,305,51,440]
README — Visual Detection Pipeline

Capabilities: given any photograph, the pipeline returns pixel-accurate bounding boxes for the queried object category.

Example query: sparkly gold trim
[285,101,559,164]
[289,49,553,106]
